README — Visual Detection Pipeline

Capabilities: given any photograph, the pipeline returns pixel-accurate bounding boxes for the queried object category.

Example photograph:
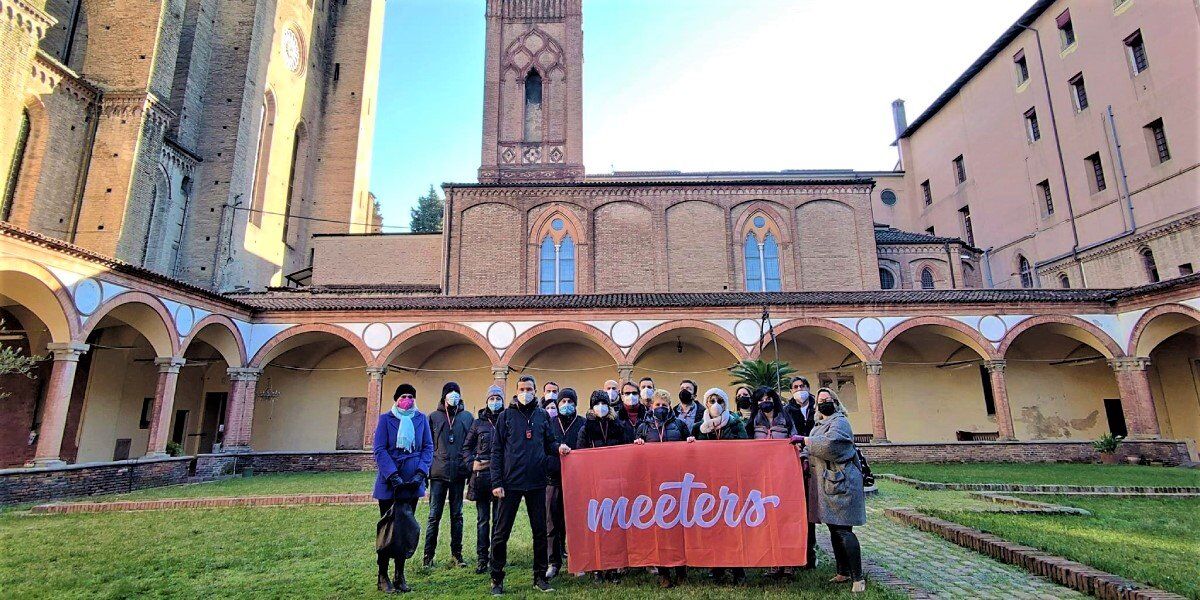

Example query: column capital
[227,367,263,381]
[983,359,1007,373]
[154,356,186,373]
[46,342,89,361]
[863,360,883,376]
[616,364,635,381]
[491,365,511,380]
[1108,357,1151,372]
[366,366,388,380]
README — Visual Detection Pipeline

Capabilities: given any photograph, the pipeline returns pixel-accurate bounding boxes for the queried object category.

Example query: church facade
[0,0,1197,498]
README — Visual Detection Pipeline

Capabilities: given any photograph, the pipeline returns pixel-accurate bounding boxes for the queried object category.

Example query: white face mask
[517,391,535,405]
[640,387,655,399]
[606,389,618,401]
[796,390,811,402]
[446,391,461,407]
[546,391,558,401]
[595,404,610,417]
[707,402,725,418]
[624,393,639,406]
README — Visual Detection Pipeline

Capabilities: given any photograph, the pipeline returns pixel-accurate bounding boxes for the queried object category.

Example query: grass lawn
[875,462,1200,487]
[94,471,378,501]
[928,495,1200,599]
[0,474,900,599]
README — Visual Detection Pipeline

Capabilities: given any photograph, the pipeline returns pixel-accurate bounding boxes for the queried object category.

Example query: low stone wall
[0,457,193,505]
[860,439,1194,466]
[194,450,375,477]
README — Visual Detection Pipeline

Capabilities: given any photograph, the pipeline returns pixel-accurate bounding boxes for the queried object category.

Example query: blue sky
[370,0,1032,229]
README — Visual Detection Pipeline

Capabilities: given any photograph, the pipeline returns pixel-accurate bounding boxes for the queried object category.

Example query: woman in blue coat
[373,383,434,593]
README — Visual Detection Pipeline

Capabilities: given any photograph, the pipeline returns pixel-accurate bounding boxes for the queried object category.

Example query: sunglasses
[398,394,414,400]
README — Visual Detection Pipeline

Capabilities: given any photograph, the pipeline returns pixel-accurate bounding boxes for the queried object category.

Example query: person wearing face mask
[603,379,620,404]
[544,388,584,580]
[632,389,695,588]
[673,379,703,430]
[733,386,754,421]
[575,390,629,583]
[689,387,747,584]
[748,386,798,579]
[423,382,474,569]
[616,380,645,434]
[542,381,559,407]
[463,386,505,574]
[791,387,867,594]
[638,377,656,409]
[372,384,434,593]
[784,376,817,437]
[488,375,569,595]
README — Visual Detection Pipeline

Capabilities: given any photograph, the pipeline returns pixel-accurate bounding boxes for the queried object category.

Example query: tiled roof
[874,226,969,247]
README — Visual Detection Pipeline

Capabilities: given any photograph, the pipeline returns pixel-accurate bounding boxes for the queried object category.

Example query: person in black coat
[424,381,474,568]
[784,376,819,572]
[632,389,695,588]
[488,375,568,595]
[464,385,504,574]
[616,381,646,439]
[544,388,585,579]
[577,390,629,449]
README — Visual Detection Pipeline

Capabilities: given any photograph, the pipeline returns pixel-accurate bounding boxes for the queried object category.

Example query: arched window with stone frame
[1139,246,1159,283]
[742,211,783,292]
[248,90,276,227]
[920,267,935,289]
[535,213,577,294]
[1017,254,1034,288]
[524,69,544,143]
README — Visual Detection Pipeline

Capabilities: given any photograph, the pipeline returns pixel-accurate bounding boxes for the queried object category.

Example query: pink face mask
[396,397,415,410]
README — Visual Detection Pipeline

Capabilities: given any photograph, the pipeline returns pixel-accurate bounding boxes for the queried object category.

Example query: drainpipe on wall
[1017,23,1085,287]
[981,247,995,287]
[943,242,957,288]
[1106,105,1137,231]
[66,99,101,243]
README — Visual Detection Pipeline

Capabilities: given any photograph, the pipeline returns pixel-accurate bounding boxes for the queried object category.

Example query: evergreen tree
[408,185,444,233]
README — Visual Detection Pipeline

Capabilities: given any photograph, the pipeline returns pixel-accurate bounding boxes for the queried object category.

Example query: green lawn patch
[876,462,1200,488]
[928,495,1200,599]
[0,500,899,599]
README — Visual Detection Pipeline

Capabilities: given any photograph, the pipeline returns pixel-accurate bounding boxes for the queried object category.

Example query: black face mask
[678,390,694,404]
[817,401,837,416]
[736,396,753,410]
[758,401,774,413]
[653,406,671,421]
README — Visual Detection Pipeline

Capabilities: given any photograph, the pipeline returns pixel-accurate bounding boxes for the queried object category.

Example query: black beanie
[394,383,417,400]
[589,390,610,408]
[441,381,461,398]
[560,388,578,404]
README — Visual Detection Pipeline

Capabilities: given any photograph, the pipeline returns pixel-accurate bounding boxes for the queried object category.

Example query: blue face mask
[488,398,503,412]
[560,403,576,417]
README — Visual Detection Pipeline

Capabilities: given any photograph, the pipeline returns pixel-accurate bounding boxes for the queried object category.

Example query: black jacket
[784,400,816,436]
[463,407,500,468]
[546,413,586,484]
[616,402,646,438]
[489,401,559,492]
[427,403,473,481]
[577,413,630,448]
[634,414,690,443]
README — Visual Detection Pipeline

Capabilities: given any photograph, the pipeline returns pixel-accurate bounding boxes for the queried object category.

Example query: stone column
[983,359,1017,441]
[491,365,510,393]
[364,367,388,448]
[1109,357,1160,439]
[616,364,634,384]
[222,367,262,452]
[863,360,888,443]
[145,357,186,457]
[28,343,90,467]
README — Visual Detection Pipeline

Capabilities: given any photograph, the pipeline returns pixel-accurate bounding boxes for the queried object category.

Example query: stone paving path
[830,488,1087,599]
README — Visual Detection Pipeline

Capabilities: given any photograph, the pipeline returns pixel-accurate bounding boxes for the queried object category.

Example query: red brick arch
[998,314,1124,359]
[627,319,748,364]
[0,256,79,342]
[873,315,998,361]
[249,323,374,368]
[751,317,873,361]
[1127,303,1200,357]
[79,290,179,357]
[503,321,626,367]
[180,314,248,367]
[372,321,502,369]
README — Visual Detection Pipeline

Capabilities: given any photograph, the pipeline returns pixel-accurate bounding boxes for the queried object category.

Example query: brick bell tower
[478,0,585,183]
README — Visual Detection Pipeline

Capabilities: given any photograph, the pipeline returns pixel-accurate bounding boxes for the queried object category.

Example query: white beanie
[703,387,729,403]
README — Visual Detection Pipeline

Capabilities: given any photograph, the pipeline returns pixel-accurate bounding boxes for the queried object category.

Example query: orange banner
[562,439,808,572]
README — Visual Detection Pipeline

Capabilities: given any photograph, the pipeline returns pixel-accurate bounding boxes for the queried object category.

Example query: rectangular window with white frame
[1056,9,1076,49]
[1144,118,1171,165]
[1013,49,1029,85]
[1085,153,1106,194]
[1125,30,1149,74]
[1024,108,1041,142]
[1068,73,1088,112]
[952,155,967,185]
[1037,180,1054,216]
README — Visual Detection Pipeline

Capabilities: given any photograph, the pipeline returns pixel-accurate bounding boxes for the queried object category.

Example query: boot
[377,571,395,593]
[452,553,466,568]
[490,578,505,596]
[475,561,489,575]
[394,564,410,593]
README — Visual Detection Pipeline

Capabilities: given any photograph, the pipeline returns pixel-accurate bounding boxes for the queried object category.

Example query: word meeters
[586,473,781,532]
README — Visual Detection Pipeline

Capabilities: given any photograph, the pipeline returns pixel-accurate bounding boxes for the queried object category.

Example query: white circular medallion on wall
[734,319,763,346]
[281,26,305,75]
[174,304,196,337]
[362,322,392,351]
[978,315,1008,343]
[855,317,886,345]
[73,277,103,316]
[610,320,639,348]
[487,322,517,350]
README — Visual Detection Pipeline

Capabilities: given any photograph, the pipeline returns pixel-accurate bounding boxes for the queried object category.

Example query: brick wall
[593,201,655,291]
[0,457,192,505]
[861,439,1193,466]
[194,450,375,476]
[458,202,521,294]
[310,233,442,287]
[667,200,729,291]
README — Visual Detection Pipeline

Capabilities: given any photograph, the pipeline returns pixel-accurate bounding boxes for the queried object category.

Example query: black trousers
[378,498,419,573]
[807,520,818,567]
[475,495,499,565]
[489,487,548,582]
[545,483,567,568]
[827,524,863,580]
[423,478,465,561]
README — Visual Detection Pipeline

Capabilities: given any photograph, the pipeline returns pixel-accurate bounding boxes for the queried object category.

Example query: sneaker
[852,580,867,593]
[490,580,504,596]
[545,565,559,580]
[533,578,555,592]
[475,563,488,575]
[452,554,465,567]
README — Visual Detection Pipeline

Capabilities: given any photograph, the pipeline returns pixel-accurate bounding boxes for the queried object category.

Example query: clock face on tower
[281,27,303,74]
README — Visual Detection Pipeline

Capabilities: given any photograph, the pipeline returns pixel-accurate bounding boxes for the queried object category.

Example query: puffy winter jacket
[634,414,690,443]
[545,413,586,483]
[428,403,473,481]
[577,413,630,448]
[690,412,749,440]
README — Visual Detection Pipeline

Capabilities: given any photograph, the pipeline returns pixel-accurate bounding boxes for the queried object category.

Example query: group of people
[371,374,868,595]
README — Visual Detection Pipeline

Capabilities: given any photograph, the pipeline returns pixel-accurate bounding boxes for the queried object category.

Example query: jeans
[378,498,418,575]
[489,487,548,583]
[827,524,863,580]
[545,483,567,568]
[423,478,465,561]
[475,495,499,565]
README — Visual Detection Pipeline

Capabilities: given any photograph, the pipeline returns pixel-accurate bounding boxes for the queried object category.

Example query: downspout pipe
[1107,105,1136,231]
[1017,24,1085,287]
[943,242,957,288]
[67,99,101,243]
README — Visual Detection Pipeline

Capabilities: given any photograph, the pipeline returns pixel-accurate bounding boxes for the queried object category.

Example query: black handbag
[376,501,421,560]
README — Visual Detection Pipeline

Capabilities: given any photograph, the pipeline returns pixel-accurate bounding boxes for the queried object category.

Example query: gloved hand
[386,473,404,489]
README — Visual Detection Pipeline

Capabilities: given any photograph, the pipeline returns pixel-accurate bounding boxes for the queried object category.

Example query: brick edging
[881,474,1200,494]
[969,492,1092,515]
[884,508,1186,600]
[30,493,376,514]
